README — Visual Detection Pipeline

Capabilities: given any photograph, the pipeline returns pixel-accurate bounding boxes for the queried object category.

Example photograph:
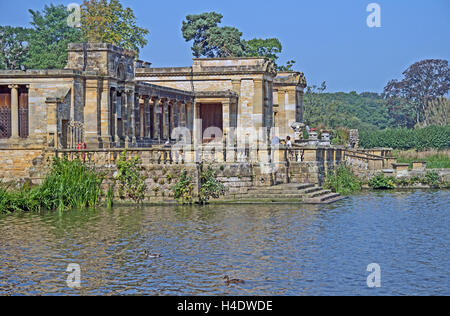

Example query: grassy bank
[394,150,450,169]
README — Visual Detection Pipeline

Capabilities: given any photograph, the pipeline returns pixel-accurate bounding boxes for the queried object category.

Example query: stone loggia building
[0,43,306,152]
[0,43,398,196]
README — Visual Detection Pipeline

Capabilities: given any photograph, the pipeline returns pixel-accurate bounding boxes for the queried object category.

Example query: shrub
[115,151,147,203]
[172,171,194,205]
[323,165,362,195]
[198,164,226,204]
[360,125,450,150]
[369,173,396,190]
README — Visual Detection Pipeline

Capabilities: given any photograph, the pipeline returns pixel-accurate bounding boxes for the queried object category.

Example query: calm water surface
[0,190,448,296]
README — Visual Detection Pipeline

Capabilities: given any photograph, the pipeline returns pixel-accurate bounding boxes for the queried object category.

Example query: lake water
[0,190,448,296]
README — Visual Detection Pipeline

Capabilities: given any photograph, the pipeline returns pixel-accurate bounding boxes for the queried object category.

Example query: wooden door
[0,86,11,139]
[200,103,223,143]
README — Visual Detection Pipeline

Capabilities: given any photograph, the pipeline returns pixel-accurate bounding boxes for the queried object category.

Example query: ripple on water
[0,190,449,296]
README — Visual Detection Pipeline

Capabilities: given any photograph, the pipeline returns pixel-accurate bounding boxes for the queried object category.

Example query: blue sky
[0,0,449,93]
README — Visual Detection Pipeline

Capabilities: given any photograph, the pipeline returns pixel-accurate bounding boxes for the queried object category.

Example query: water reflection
[0,190,448,296]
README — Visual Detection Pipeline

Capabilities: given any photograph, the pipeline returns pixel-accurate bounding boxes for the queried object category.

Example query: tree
[0,26,32,70]
[204,26,247,58]
[384,59,450,126]
[182,12,223,58]
[245,38,282,62]
[425,97,450,126]
[81,0,149,55]
[277,60,297,72]
[182,12,246,58]
[26,4,83,69]
[182,12,291,62]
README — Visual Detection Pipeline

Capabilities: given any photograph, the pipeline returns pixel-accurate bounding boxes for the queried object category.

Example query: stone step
[254,183,315,191]
[228,193,305,200]
[306,190,332,199]
[304,193,345,204]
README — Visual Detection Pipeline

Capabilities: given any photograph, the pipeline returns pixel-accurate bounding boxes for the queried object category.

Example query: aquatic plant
[38,157,104,211]
[369,173,396,190]
[323,165,362,195]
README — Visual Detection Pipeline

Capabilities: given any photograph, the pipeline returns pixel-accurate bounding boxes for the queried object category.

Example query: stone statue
[349,129,359,149]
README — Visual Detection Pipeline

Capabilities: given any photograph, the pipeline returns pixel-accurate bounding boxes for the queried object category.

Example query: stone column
[252,79,264,130]
[124,90,131,148]
[222,100,230,141]
[84,80,102,148]
[163,101,170,140]
[144,96,151,140]
[180,102,187,128]
[130,94,137,146]
[112,90,118,144]
[8,85,19,138]
[152,98,160,141]
[193,102,201,148]
[140,97,145,139]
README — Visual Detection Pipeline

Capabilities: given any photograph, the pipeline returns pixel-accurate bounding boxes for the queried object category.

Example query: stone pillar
[84,80,102,148]
[152,98,160,141]
[143,96,151,139]
[8,85,19,138]
[193,102,202,148]
[112,90,119,144]
[45,98,59,148]
[222,100,230,141]
[140,97,145,139]
[124,91,130,148]
[163,101,170,140]
[180,102,187,128]
[253,79,264,130]
[130,94,137,145]
[297,90,304,123]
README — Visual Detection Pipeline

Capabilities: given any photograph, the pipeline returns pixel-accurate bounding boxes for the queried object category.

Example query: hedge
[359,125,450,150]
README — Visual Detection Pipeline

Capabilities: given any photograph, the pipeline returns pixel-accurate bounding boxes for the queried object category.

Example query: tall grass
[0,158,105,214]
[394,150,450,169]
[39,158,105,211]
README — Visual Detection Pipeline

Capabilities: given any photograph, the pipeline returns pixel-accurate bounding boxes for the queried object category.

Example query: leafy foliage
[25,4,84,69]
[181,11,291,66]
[81,0,149,55]
[277,60,297,72]
[0,26,32,70]
[323,165,362,195]
[115,151,147,203]
[182,12,224,58]
[369,173,396,190]
[304,85,393,130]
[172,171,194,205]
[384,59,450,126]
[360,126,450,150]
[245,38,282,62]
[425,98,450,127]
[198,165,226,204]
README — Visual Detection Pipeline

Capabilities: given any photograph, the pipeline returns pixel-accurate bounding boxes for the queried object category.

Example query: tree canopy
[0,26,32,70]
[244,38,282,61]
[81,0,149,55]
[25,4,83,69]
[181,11,295,67]
[384,59,450,127]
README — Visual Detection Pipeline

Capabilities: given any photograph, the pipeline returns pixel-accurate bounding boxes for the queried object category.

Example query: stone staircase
[223,183,346,204]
